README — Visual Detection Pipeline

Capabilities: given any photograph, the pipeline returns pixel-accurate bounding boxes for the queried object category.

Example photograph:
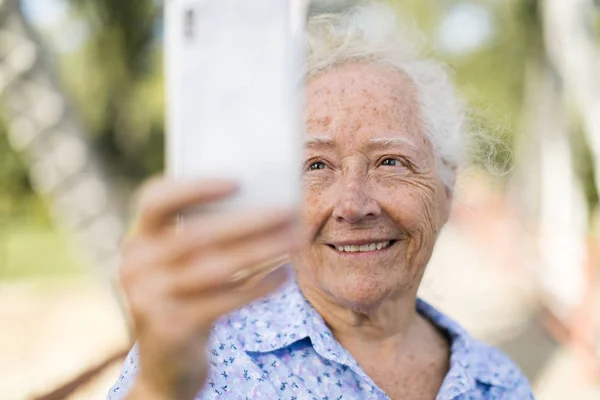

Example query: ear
[445,183,453,200]
[438,164,456,226]
[439,181,454,227]
[442,165,457,208]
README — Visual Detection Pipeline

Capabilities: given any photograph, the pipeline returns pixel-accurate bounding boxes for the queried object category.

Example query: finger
[218,265,290,314]
[136,178,238,235]
[230,253,290,288]
[184,266,291,325]
[168,227,296,295]
[162,208,296,263]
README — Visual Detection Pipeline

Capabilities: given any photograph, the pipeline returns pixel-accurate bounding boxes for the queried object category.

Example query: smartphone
[165,0,307,212]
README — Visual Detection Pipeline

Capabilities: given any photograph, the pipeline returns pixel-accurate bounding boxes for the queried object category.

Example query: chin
[324,270,397,312]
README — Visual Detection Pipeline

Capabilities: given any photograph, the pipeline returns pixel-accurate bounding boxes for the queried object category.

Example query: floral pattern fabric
[108,276,534,399]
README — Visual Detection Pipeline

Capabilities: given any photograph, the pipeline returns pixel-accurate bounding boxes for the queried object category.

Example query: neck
[296,274,421,352]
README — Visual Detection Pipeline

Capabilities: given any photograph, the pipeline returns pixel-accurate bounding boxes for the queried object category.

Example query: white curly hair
[305,1,466,190]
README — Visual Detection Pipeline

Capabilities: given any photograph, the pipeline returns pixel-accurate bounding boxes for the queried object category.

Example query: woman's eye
[381,158,401,167]
[308,161,328,171]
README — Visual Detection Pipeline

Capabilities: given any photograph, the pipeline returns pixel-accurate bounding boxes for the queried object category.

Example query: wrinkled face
[293,63,452,310]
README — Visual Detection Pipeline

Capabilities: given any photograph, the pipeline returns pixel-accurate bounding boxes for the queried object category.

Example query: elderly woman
[109,3,532,400]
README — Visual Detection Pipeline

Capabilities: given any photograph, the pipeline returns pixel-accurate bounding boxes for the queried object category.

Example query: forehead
[305,63,425,146]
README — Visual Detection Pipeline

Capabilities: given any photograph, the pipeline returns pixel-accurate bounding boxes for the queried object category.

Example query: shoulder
[468,339,533,396]
[417,299,533,397]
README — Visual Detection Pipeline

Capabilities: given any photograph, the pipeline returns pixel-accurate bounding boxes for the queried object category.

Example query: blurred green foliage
[63,0,165,181]
[0,123,31,207]
[0,224,85,279]
[396,0,538,172]
[1,0,164,279]
[62,0,543,184]
[2,0,538,211]
[0,176,84,279]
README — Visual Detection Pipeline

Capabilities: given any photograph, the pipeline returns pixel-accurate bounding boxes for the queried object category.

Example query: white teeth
[335,241,391,253]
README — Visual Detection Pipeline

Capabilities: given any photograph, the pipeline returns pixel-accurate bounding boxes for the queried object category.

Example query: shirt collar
[219,272,522,394]
[219,271,315,352]
[221,272,368,379]
[417,300,525,395]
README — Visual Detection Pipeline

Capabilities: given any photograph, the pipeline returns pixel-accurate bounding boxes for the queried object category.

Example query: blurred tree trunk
[511,0,598,370]
[537,0,597,317]
[66,0,164,181]
[540,0,600,372]
[542,0,600,196]
[0,1,158,397]
[0,0,126,296]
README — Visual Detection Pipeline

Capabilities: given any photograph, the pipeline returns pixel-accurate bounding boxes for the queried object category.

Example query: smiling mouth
[327,240,397,253]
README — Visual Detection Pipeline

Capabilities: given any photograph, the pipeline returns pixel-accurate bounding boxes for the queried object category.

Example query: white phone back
[165,0,306,211]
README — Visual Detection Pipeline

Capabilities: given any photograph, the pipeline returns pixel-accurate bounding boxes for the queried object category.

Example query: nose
[332,171,382,224]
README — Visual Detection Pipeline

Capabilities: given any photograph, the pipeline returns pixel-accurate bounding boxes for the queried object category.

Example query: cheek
[299,180,330,239]
[372,171,410,190]
[404,191,437,234]
[376,176,441,234]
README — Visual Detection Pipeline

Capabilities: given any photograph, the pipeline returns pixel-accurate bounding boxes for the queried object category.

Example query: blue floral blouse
[108,277,534,399]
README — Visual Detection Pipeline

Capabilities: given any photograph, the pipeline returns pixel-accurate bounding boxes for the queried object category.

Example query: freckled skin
[293,63,451,311]
[292,63,452,399]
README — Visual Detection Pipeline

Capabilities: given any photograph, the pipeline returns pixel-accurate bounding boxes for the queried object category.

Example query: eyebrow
[304,136,419,151]
[304,136,335,149]
[366,137,419,151]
